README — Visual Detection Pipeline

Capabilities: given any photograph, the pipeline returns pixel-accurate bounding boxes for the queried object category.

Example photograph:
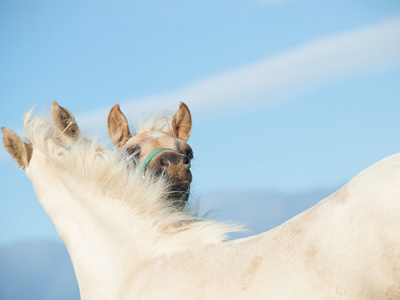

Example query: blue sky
[1,0,400,246]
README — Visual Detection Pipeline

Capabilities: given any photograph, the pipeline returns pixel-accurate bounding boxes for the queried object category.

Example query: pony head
[107,102,193,208]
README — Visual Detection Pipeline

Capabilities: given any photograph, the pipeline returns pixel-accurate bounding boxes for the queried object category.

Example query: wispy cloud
[6,17,398,163]
[76,17,400,133]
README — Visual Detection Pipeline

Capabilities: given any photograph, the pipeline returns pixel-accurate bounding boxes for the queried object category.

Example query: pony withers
[3,103,400,299]
[107,102,193,208]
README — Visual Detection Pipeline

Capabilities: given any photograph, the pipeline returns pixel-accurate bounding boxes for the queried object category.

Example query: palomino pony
[3,105,400,299]
[50,101,193,207]
[108,102,193,207]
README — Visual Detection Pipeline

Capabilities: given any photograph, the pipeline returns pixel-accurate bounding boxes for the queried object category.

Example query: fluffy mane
[135,111,172,135]
[23,109,241,249]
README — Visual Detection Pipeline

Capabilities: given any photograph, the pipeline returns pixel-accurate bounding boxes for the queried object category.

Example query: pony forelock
[135,111,172,135]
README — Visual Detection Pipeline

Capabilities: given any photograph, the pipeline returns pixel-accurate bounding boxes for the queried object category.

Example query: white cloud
[1,16,398,146]
[77,17,400,133]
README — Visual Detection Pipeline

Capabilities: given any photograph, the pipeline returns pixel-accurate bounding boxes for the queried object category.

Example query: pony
[107,102,193,207]
[3,104,400,299]
[49,101,193,207]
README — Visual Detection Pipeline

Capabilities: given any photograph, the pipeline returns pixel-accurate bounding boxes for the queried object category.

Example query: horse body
[3,106,400,299]
[133,155,400,299]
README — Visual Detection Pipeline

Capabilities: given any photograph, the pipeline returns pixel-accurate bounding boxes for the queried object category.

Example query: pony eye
[126,148,135,156]
[126,145,141,157]
[186,149,193,160]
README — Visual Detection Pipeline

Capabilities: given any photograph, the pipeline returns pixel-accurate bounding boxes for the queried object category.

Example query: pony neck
[25,148,160,298]
[21,113,238,297]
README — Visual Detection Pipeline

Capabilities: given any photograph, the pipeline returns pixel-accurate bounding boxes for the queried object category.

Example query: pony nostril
[159,157,168,167]
[183,156,190,165]
[151,152,192,171]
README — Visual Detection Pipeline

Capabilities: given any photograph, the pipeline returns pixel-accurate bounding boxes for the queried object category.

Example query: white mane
[135,111,172,134]
[23,110,241,249]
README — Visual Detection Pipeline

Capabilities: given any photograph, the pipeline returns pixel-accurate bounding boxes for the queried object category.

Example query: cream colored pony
[107,102,193,207]
[3,104,400,299]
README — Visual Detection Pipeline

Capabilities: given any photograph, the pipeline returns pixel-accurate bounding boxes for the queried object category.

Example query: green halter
[141,148,190,203]
[141,148,174,173]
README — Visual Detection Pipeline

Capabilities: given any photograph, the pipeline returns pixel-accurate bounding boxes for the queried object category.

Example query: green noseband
[141,148,174,174]
[141,148,190,203]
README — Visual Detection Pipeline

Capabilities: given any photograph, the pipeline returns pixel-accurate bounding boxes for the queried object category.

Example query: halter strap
[141,148,174,173]
[141,148,190,203]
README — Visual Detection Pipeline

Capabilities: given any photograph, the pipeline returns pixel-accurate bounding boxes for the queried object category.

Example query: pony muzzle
[141,148,192,203]
[141,148,174,175]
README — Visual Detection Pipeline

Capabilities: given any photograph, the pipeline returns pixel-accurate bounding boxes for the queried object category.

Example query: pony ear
[107,104,132,147]
[2,127,32,169]
[169,102,192,142]
[51,101,80,141]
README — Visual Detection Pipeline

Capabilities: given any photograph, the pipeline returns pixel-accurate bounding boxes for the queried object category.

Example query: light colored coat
[3,109,400,299]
